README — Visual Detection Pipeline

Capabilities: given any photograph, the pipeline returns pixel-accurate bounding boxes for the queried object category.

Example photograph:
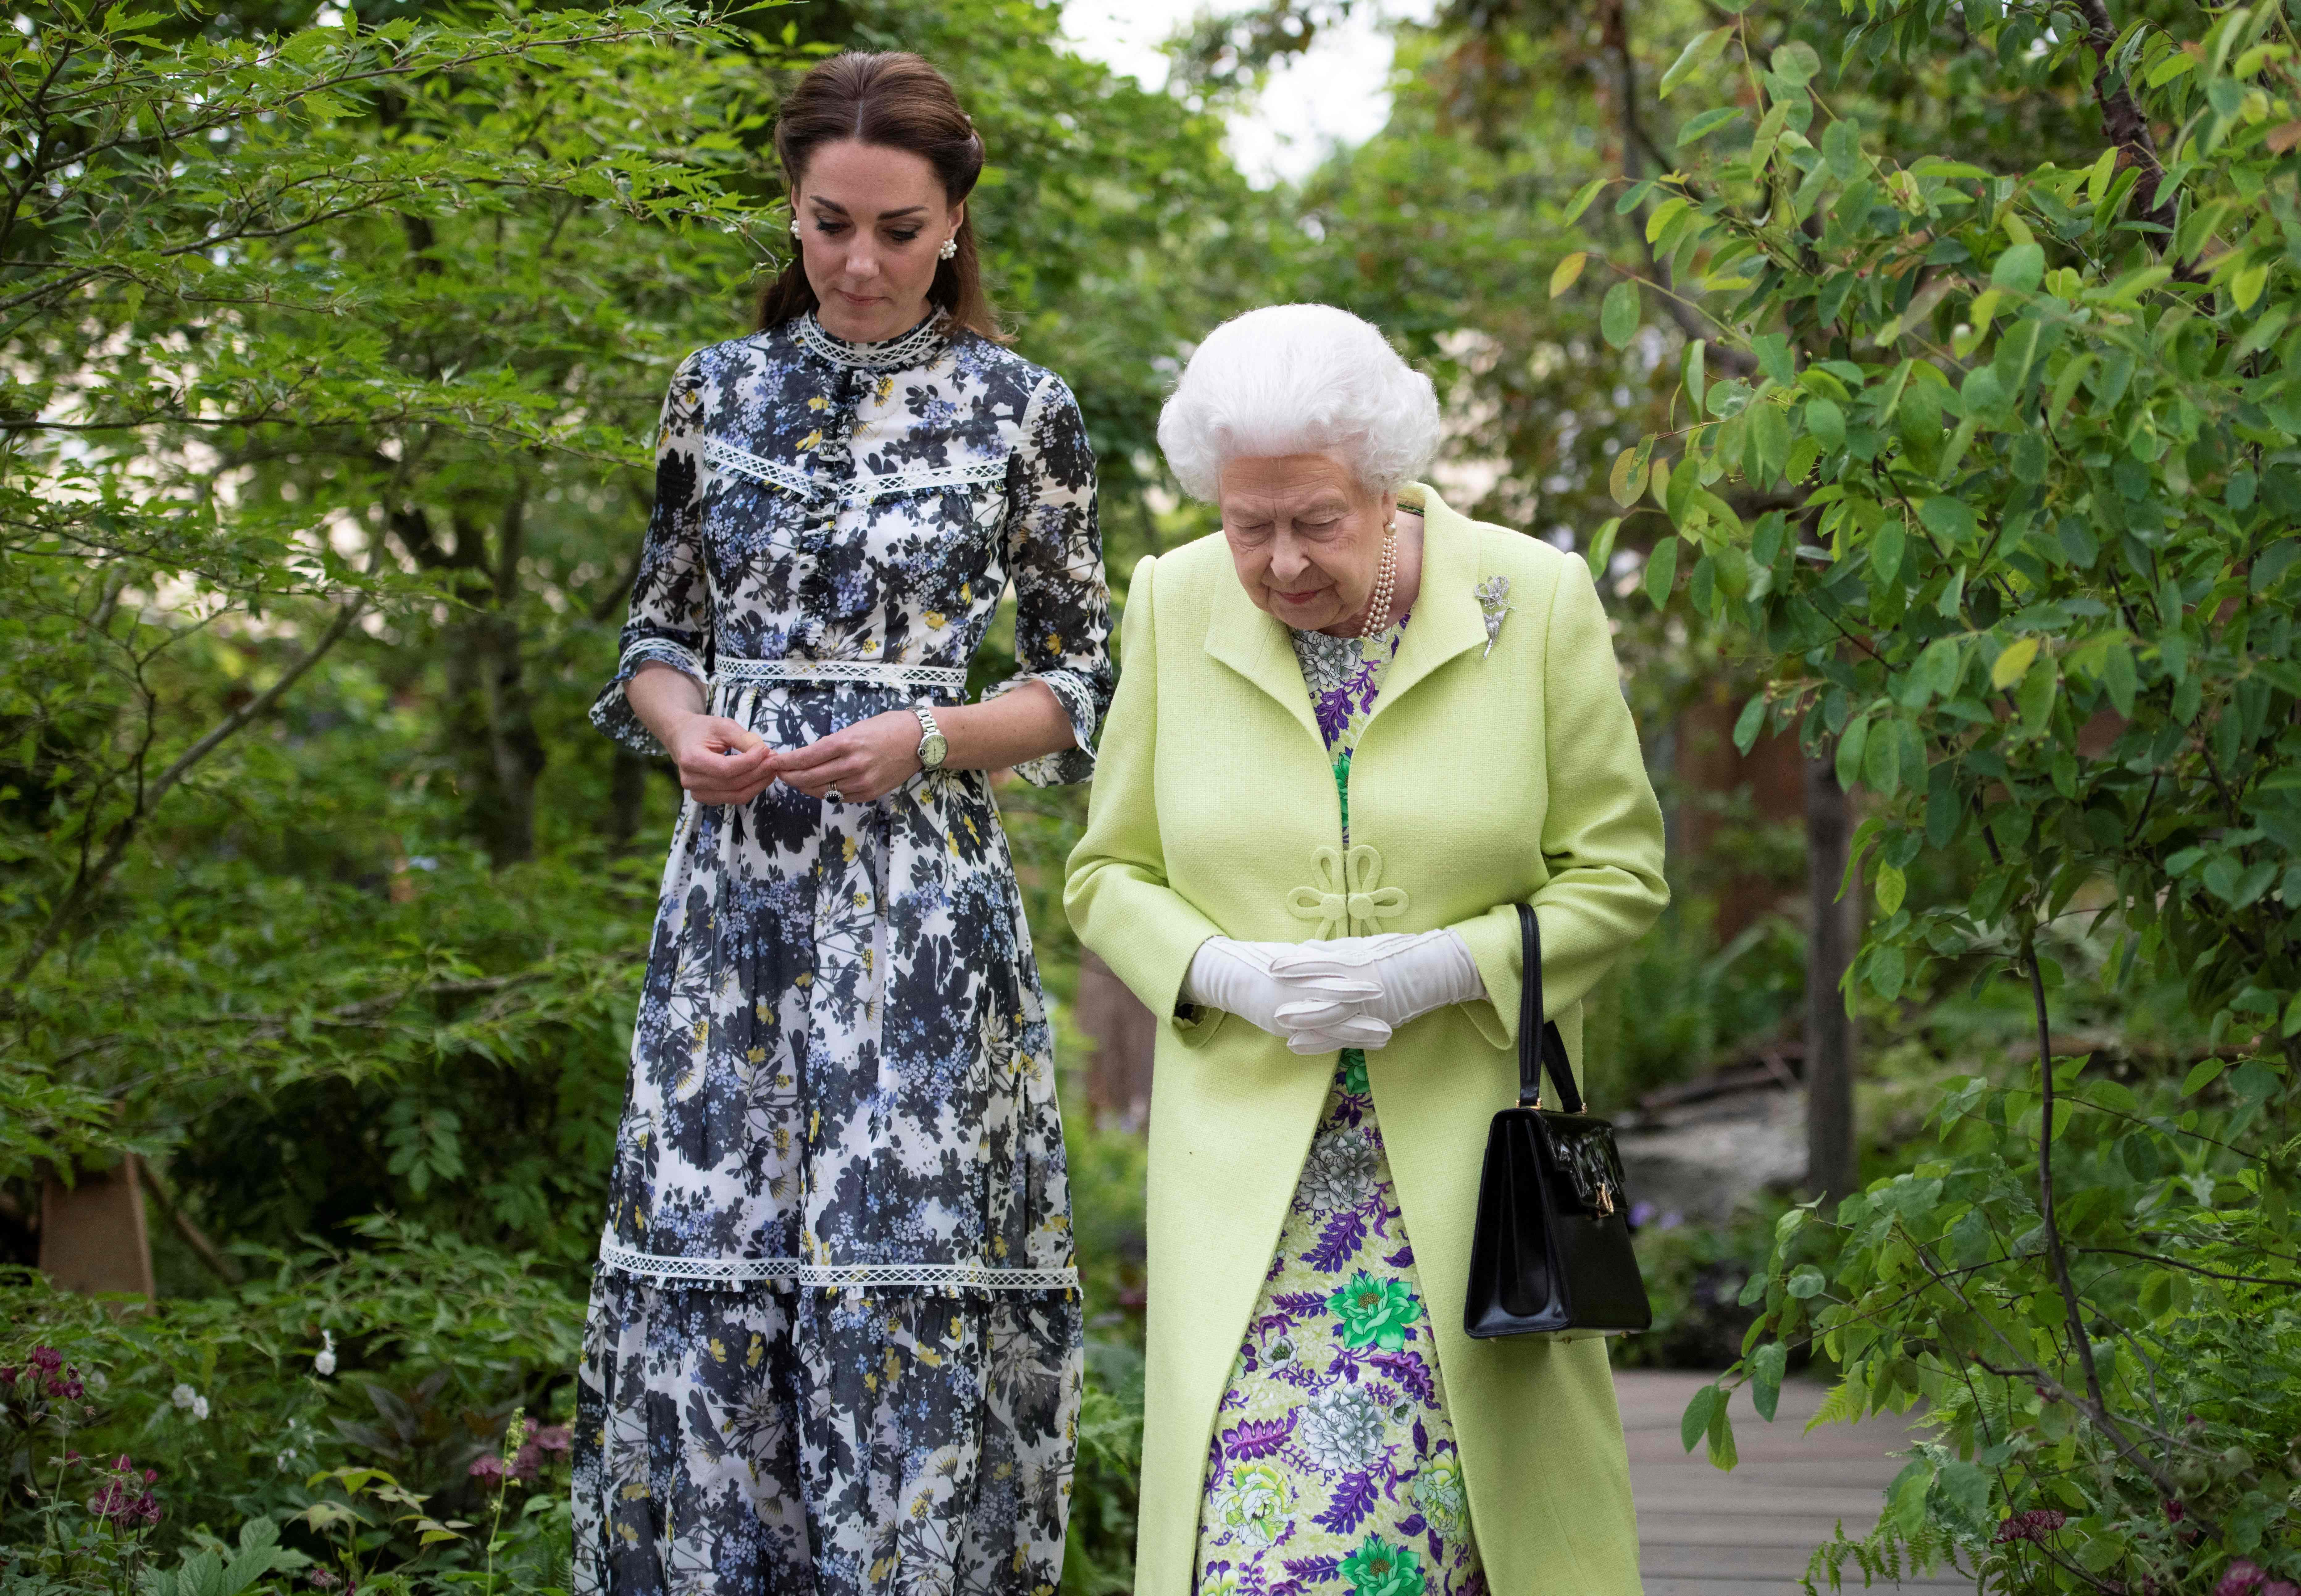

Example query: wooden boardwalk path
[1618,1369,1968,1594]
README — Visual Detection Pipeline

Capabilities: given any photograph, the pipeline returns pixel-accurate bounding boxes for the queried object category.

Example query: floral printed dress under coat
[573,310,1111,1596]
[1194,600,1487,1596]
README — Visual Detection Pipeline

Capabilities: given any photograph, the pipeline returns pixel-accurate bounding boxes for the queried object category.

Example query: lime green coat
[1063,485,1669,1595]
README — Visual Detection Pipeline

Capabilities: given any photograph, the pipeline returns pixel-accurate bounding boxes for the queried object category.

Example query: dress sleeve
[1451,553,1670,1053]
[979,372,1114,785]
[589,352,711,757]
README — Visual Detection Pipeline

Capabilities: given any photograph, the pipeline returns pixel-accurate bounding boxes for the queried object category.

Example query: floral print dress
[1194,598,1487,1596]
[573,310,1112,1596]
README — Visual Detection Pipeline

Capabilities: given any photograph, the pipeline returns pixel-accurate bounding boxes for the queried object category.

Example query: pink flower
[28,1346,61,1373]
[531,1424,572,1454]
[2263,1582,2299,1596]
[0,1366,16,1385]
[468,1455,508,1481]
[2217,1561,2266,1596]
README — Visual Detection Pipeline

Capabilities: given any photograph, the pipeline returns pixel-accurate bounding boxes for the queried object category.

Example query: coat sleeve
[1063,555,1228,1039]
[980,372,1114,786]
[1452,552,1669,1052]
[590,351,711,757]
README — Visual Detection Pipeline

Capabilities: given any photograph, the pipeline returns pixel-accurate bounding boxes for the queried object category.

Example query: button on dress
[572,310,1112,1595]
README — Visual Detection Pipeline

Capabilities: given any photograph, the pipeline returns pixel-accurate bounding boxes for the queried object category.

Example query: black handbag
[1463,903,1655,1338]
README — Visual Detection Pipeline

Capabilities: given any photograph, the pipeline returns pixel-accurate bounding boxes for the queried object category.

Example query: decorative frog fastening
[1286,844,1410,939]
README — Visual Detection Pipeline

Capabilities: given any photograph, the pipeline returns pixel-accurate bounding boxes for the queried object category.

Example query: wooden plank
[1616,1368,1949,1594]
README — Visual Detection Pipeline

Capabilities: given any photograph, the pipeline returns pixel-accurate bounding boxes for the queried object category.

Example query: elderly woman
[1065,304,1667,1595]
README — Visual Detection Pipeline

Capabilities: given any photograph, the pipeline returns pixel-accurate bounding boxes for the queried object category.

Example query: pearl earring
[789,218,802,240]
[937,236,958,261]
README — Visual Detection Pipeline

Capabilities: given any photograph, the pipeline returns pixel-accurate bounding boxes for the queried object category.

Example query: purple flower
[530,1424,572,1454]
[1628,1200,1658,1228]
[1222,1416,1295,1460]
[468,1455,508,1481]
[2216,1561,2266,1596]
[1993,1509,2066,1544]
[28,1346,61,1373]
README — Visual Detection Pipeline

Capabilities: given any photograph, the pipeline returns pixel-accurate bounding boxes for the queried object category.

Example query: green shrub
[1596,0,2301,1584]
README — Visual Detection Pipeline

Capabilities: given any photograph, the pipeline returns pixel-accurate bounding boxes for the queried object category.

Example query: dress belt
[712,655,968,693]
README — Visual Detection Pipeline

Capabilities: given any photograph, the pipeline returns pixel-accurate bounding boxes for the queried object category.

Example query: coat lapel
[1202,557,1323,744]
[1367,482,1489,725]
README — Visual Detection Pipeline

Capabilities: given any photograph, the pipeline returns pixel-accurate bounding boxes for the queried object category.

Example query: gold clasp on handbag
[1594,1180,1616,1217]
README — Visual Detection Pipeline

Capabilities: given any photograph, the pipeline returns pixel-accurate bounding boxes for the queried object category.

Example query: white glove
[1182,938,1395,1054]
[1268,930,1487,1049]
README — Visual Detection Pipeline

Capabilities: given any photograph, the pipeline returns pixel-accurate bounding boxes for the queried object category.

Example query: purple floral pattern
[1193,611,1485,1596]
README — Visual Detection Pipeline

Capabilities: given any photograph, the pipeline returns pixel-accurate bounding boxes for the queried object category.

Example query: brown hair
[755,52,1003,342]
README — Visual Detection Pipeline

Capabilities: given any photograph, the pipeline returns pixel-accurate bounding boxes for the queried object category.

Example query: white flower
[171,1383,196,1410]
[313,1331,337,1378]
[191,1394,209,1420]
[1296,1127,1377,1213]
[1294,1384,1384,1472]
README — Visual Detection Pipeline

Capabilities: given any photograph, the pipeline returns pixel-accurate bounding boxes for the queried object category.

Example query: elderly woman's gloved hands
[1183,938,1396,1054]
[1267,930,1487,1048]
[1184,930,1488,1054]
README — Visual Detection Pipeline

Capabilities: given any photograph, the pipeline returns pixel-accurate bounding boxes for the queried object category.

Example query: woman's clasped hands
[1185,929,1487,1054]
[663,709,927,807]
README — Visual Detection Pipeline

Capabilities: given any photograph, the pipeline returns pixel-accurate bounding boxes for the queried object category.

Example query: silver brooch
[1475,576,1512,658]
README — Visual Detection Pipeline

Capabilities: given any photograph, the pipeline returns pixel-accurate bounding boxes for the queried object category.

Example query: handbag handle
[1516,903,1584,1113]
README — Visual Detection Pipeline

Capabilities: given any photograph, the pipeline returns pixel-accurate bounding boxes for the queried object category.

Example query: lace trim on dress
[792,309,953,372]
[704,436,1010,509]
[701,435,825,501]
[596,1239,1079,1292]
[714,656,969,692]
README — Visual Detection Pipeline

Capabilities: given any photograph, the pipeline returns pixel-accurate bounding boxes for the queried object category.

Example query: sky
[1057,0,1434,186]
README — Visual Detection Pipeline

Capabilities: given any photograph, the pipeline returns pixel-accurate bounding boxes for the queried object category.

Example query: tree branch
[3,597,366,992]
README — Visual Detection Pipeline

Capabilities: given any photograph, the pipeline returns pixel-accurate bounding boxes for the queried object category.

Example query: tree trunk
[608,745,651,846]
[437,494,547,866]
[1804,754,1858,1203]
[1074,948,1156,1131]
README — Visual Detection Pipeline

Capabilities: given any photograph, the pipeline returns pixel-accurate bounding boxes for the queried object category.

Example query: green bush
[1593,0,2301,1585]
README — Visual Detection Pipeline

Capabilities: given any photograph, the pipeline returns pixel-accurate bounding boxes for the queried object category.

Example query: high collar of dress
[794,307,953,372]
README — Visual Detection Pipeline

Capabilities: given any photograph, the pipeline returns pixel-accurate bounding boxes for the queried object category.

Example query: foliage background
[6,0,2293,1588]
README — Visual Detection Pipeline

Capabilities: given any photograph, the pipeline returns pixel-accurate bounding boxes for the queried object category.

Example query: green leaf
[1888,1460,1936,1535]
[1706,1396,1739,1471]
[1991,242,2045,293]
[2182,1058,2227,1096]
[1609,446,1648,508]
[1991,635,2041,689]
[1805,396,1845,450]
[2102,641,2137,716]
[1770,40,1821,83]
[1680,1384,1721,1453]
[1748,102,1790,174]
[1550,252,1587,299]
[1677,107,1745,146]
[1869,944,1906,1000]
[1733,693,1768,754]
[1863,721,1902,796]
[1751,1343,1787,1421]
[1683,339,1707,417]
[1875,861,1907,914]
[1787,1264,1828,1297]
[1601,281,1641,349]
[1871,519,1906,587]
[1643,537,1679,608]
[1749,401,1790,484]
[1835,714,1870,791]
[1585,517,1621,580]
[1562,178,1608,226]
[1662,27,1734,97]
[1918,496,1978,547]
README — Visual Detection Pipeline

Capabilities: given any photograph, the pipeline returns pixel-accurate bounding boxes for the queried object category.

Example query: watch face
[921,731,949,768]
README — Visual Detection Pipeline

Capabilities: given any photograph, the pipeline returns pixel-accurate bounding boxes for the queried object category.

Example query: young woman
[573,52,1111,1595]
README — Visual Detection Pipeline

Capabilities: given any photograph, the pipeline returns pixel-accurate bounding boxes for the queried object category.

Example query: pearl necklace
[1360,518,1399,639]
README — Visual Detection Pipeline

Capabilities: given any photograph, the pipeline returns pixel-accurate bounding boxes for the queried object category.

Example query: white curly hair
[1156,304,1441,502]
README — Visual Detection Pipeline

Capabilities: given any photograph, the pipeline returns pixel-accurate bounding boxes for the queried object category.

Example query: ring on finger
[825,787,844,804]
